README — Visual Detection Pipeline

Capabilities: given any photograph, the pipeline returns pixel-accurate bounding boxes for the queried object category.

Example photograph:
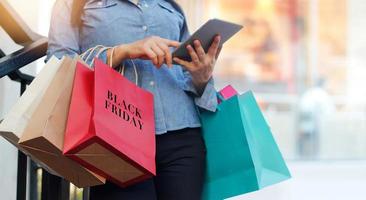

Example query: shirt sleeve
[46,0,80,61]
[46,0,108,66]
[175,5,218,112]
[181,70,218,112]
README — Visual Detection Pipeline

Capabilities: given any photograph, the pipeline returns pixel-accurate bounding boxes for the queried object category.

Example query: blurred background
[1,0,366,199]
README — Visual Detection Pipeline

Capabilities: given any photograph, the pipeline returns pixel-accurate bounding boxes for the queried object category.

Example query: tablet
[172,19,243,62]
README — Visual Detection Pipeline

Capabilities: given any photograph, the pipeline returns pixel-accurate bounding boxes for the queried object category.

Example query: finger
[151,44,165,68]
[215,45,223,59]
[157,43,173,68]
[145,47,158,66]
[162,38,180,48]
[193,40,206,61]
[173,57,193,71]
[208,35,221,58]
[187,45,200,65]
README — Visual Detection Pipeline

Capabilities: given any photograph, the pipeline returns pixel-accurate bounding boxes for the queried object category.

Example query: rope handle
[111,46,139,85]
[86,46,111,66]
[94,46,110,64]
[80,45,104,61]
[80,45,139,85]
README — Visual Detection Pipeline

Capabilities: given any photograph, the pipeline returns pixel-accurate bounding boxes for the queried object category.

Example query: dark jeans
[90,128,207,200]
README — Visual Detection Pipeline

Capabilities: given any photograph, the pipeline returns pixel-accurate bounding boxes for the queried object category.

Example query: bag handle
[217,92,225,103]
[110,46,139,85]
[80,45,104,61]
[84,46,112,67]
[80,45,139,85]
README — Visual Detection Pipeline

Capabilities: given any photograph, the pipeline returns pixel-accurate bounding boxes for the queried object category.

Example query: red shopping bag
[64,58,155,187]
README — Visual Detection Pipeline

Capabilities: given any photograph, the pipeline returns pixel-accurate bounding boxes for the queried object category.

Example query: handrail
[0,0,90,199]
[0,38,48,78]
[0,0,48,80]
[0,1,54,200]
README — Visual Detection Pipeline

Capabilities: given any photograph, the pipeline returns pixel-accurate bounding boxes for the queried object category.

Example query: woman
[47,0,221,199]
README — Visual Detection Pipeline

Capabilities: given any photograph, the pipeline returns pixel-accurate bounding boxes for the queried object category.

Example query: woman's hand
[173,35,222,95]
[108,36,180,68]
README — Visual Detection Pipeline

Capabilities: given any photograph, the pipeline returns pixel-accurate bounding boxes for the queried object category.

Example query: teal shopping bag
[200,91,291,200]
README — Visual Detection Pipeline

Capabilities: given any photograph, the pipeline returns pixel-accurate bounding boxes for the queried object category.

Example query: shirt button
[97,1,103,6]
[144,3,149,7]
[149,81,155,86]
[142,25,148,31]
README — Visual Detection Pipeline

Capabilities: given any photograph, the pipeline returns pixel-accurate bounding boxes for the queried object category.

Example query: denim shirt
[46,0,217,134]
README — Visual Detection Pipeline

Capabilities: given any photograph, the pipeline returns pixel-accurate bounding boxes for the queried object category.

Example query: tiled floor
[228,161,366,200]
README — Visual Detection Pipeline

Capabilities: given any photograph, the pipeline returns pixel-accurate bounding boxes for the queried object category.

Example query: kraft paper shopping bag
[0,56,61,145]
[19,57,105,188]
[0,57,65,175]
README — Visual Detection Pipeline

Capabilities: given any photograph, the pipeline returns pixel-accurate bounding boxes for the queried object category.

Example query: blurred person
[298,78,335,158]
[46,0,222,199]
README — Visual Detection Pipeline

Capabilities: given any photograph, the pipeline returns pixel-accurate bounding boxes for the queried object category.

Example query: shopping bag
[217,85,238,104]
[200,90,291,200]
[64,58,155,187]
[0,56,61,146]
[0,57,65,174]
[18,57,105,188]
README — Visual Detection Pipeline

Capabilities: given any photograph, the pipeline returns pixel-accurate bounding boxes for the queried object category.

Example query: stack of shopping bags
[0,48,290,198]
[0,51,156,188]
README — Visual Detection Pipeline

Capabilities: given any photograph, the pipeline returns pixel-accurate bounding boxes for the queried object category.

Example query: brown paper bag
[0,57,62,145]
[0,57,64,174]
[18,56,105,188]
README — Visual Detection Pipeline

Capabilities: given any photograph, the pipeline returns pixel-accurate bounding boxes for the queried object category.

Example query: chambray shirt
[46,0,217,134]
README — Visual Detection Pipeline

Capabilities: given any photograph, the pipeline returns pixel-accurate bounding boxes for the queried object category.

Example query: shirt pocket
[82,0,118,30]
[84,0,117,9]
[156,1,184,37]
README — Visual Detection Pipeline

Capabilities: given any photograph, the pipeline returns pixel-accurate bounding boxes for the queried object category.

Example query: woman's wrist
[192,78,209,96]
[107,44,129,68]
[116,44,130,60]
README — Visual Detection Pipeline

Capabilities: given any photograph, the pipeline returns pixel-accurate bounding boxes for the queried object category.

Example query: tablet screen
[173,19,243,62]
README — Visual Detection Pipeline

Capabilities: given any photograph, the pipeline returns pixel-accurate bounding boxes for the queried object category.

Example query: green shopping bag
[200,90,291,200]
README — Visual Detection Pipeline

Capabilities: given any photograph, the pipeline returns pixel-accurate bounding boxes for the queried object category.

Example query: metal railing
[0,0,88,199]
